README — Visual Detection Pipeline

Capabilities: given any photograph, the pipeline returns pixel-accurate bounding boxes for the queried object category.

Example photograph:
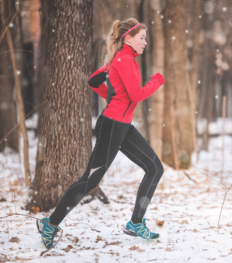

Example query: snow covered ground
[1,114,232,263]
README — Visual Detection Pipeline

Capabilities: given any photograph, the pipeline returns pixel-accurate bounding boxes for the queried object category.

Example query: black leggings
[49,114,164,226]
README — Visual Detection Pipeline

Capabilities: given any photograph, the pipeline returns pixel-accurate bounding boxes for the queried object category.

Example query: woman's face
[124,29,147,55]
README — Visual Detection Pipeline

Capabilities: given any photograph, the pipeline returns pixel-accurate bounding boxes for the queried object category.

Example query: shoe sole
[36,219,42,234]
[123,227,137,237]
[123,227,160,239]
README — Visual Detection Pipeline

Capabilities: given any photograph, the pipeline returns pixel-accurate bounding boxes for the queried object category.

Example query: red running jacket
[87,43,165,123]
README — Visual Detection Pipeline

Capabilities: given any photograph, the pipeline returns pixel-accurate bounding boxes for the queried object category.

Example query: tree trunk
[162,0,193,169]
[0,0,20,152]
[188,0,201,163]
[197,7,215,151]
[149,0,165,160]
[1,0,31,186]
[140,0,150,142]
[24,0,109,212]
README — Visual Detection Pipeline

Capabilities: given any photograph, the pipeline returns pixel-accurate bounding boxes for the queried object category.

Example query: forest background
[0,0,232,262]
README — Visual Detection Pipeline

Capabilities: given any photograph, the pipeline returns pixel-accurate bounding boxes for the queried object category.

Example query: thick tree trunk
[149,0,165,160]
[24,0,109,212]
[162,0,193,169]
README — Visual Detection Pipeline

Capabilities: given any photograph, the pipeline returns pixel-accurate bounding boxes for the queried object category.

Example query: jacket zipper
[123,101,131,118]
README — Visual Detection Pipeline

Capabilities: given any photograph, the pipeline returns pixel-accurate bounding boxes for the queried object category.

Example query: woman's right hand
[151,73,165,85]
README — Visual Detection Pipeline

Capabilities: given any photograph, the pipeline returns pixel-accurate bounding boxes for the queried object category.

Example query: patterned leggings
[49,114,164,226]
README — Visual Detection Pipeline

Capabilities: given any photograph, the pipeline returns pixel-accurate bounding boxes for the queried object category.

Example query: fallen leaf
[0,198,7,202]
[103,241,121,248]
[15,256,30,261]
[72,236,79,243]
[31,206,40,214]
[9,237,20,243]
[178,220,189,224]
[62,245,73,252]
[95,236,103,242]
[138,249,145,252]
[129,245,139,250]
[156,220,164,227]
[150,207,158,210]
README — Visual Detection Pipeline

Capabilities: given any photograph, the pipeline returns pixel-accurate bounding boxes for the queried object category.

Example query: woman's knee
[148,157,164,177]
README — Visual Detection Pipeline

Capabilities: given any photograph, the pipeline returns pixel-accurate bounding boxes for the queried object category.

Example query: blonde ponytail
[103,18,147,71]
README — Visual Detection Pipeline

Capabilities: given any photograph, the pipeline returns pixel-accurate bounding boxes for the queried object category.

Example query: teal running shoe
[123,217,159,239]
[36,217,60,248]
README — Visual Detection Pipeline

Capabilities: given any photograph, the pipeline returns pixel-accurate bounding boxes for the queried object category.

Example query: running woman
[37,18,165,248]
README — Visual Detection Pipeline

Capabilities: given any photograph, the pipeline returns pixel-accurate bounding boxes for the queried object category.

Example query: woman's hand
[151,73,165,85]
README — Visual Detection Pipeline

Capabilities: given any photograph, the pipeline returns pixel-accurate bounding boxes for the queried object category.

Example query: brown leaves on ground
[176,220,189,224]
[95,235,103,242]
[15,256,30,261]
[129,245,139,250]
[31,206,40,213]
[150,207,158,210]
[156,219,164,227]
[129,245,145,252]
[9,237,20,243]
[62,245,73,252]
[102,241,121,248]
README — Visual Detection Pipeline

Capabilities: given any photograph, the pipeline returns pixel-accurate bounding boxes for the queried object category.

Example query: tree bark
[162,0,193,169]
[188,0,201,163]
[140,0,150,142]
[149,0,165,160]
[197,7,215,151]
[24,0,109,212]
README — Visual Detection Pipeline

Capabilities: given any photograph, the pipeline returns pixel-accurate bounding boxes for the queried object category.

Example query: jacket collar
[122,43,139,58]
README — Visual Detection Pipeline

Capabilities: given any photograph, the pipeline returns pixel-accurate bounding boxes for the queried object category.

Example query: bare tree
[162,0,193,169]
[149,0,165,160]
[24,0,109,212]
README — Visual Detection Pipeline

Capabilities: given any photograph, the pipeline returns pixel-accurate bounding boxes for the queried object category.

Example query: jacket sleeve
[87,64,109,100]
[115,55,162,103]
